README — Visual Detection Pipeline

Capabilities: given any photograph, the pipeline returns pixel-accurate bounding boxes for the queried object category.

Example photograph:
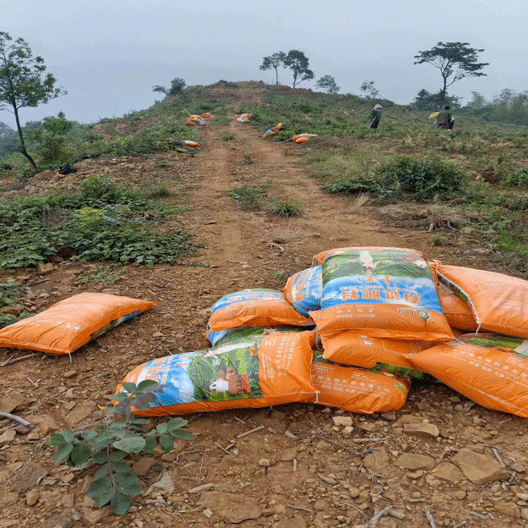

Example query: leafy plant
[503,168,528,187]
[229,184,266,210]
[242,154,255,165]
[222,133,235,141]
[268,198,302,217]
[50,381,193,515]
[78,264,125,286]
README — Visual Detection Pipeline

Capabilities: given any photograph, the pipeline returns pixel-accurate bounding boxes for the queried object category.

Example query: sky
[1,0,527,128]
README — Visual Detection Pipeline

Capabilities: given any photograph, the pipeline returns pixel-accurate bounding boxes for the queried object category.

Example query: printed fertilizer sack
[284,266,322,317]
[439,291,478,332]
[320,331,431,378]
[409,333,528,418]
[208,289,311,332]
[312,247,453,341]
[119,332,317,416]
[0,293,155,355]
[311,350,410,413]
[206,325,306,347]
[436,263,528,338]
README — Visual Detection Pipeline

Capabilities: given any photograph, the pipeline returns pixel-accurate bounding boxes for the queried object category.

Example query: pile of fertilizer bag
[118,247,528,419]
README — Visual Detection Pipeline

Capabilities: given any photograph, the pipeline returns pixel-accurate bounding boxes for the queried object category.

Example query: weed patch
[229,184,266,210]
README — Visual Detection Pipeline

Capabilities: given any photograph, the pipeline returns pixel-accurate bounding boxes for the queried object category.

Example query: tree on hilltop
[316,75,340,94]
[153,77,186,97]
[0,32,66,169]
[414,42,488,105]
[284,50,314,88]
[259,52,287,85]
[360,81,380,100]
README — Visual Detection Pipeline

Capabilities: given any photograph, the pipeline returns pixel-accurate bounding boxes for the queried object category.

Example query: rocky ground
[0,116,527,528]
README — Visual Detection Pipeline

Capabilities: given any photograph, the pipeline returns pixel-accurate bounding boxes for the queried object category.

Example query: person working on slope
[436,105,452,129]
[369,104,383,130]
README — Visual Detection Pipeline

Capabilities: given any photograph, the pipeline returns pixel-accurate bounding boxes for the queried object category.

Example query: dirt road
[1,116,527,528]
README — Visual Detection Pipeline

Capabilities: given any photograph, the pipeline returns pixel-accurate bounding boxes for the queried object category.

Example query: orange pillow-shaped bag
[437,264,528,338]
[312,247,453,342]
[311,351,410,413]
[320,331,432,375]
[0,293,155,355]
[208,289,311,332]
[439,291,478,332]
[118,332,317,416]
[409,333,528,418]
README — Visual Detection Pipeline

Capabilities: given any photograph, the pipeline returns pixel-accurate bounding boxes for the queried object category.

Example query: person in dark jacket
[369,104,382,130]
[436,105,452,129]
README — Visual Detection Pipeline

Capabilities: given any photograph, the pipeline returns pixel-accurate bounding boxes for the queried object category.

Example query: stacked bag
[118,247,528,418]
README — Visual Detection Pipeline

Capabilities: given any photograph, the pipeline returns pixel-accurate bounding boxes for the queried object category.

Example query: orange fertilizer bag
[408,333,528,418]
[320,331,432,378]
[118,332,317,416]
[439,291,478,332]
[0,293,155,355]
[312,247,453,341]
[208,289,311,332]
[311,350,410,413]
[436,263,528,338]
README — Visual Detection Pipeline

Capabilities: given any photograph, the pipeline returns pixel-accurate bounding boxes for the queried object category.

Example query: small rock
[25,489,39,506]
[452,448,510,485]
[284,430,298,440]
[198,491,262,524]
[274,515,306,528]
[146,470,174,496]
[397,453,435,470]
[314,499,328,511]
[132,457,158,477]
[11,462,47,492]
[406,470,424,479]
[342,426,353,436]
[0,393,29,413]
[0,429,16,444]
[455,490,466,500]
[521,508,528,521]
[516,493,528,501]
[81,506,111,525]
[280,448,297,461]
[319,474,338,485]
[389,510,406,520]
[203,508,213,519]
[397,415,426,424]
[36,263,55,275]
[403,422,439,438]
[332,416,352,427]
[0,305,24,316]
[381,411,397,421]
[363,448,390,471]
[65,400,96,426]
[511,463,526,473]
[63,370,77,378]
[494,501,520,518]
[0,492,18,508]
[432,462,465,484]
[259,459,271,467]
[41,513,73,528]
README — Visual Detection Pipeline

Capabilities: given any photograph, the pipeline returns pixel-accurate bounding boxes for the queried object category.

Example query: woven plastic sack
[206,325,304,347]
[208,289,310,332]
[284,266,322,317]
[409,333,528,418]
[312,247,453,341]
[118,332,317,416]
[437,263,528,338]
[183,140,201,148]
[320,331,431,378]
[311,350,410,413]
[439,291,477,332]
[0,293,155,355]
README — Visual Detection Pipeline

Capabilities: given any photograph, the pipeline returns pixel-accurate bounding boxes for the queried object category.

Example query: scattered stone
[511,463,526,473]
[455,490,466,500]
[41,513,73,528]
[319,474,338,485]
[452,448,510,485]
[0,305,24,316]
[389,510,406,520]
[259,459,271,467]
[521,508,528,521]
[0,393,29,413]
[65,400,96,426]
[274,515,306,528]
[132,457,158,477]
[516,493,528,501]
[332,416,352,427]
[432,462,465,484]
[37,263,54,275]
[0,429,16,444]
[396,453,435,470]
[406,470,424,479]
[25,489,39,506]
[397,415,426,424]
[11,462,47,492]
[146,470,174,496]
[403,422,439,438]
[63,370,77,378]
[80,506,111,525]
[198,491,262,524]
[314,499,328,511]
[30,415,60,435]
[284,431,298,440]
[203,508,213,519]
[280,448,297,461]
[363,448,390,471]
[342,426,354,436]
[381,411,397,421]
[0,492,18,508]
[494,501,520,518]
[188,483,214,494]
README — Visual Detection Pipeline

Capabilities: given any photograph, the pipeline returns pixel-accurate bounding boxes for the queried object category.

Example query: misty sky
[1,0,527,127]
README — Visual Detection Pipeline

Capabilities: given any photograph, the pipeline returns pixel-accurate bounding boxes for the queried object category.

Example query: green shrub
[324,179,379,195]
[268,199,302,217]
[503,168,528,187]
[222,133,236,141]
